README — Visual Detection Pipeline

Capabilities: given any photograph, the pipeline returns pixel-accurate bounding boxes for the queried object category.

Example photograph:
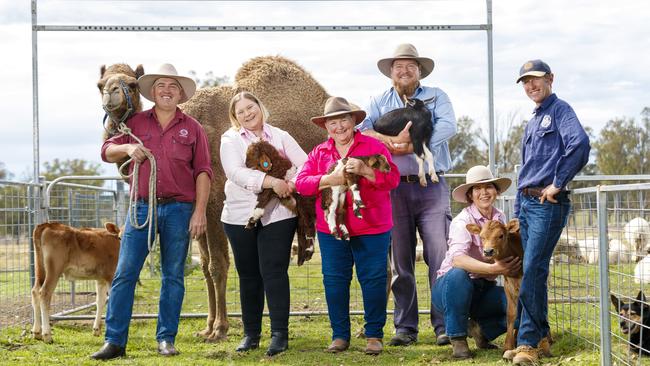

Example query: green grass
[0,316,601,365]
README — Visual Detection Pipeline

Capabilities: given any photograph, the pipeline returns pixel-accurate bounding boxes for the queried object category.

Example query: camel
[99,56,328,342]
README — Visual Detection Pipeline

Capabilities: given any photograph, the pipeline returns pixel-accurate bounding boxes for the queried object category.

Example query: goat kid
[31,222,121,343]
[374,97,436,187]
[611,291,650,358]
[466,219,552,357]
[321,154,391,240]
[244,140,316,264]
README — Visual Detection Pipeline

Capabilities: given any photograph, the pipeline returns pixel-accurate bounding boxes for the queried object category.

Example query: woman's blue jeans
[431,267,507,340]
[516,193,570,347]
[317,231,391,341]
[104,201,193,347]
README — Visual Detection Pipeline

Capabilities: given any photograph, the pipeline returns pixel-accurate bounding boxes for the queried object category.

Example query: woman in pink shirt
[431,165,520,359]
[220,92,307,356]
[295,97,400,355]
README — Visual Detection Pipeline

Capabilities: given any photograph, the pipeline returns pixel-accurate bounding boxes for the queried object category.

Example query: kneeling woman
[432,165,520,359]
[296,97,400,355]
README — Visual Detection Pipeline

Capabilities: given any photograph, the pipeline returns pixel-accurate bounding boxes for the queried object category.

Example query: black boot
[236,334,261,352]
[90,342,126,360]
[266,331,288,356]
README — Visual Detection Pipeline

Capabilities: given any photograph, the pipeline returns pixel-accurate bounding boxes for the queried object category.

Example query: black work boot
[90,342,126,360]
[236,334,261,352]
[266,331,288,356]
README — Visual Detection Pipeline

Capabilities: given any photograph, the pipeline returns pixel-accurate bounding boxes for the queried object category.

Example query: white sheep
[634,254,650,284]
[624,217,650,261]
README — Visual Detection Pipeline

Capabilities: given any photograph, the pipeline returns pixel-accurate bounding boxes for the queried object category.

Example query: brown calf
[466,219,552,357]
[31,222,120,343]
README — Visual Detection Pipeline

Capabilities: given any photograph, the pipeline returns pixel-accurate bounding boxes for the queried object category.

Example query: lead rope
[116,122,159,252]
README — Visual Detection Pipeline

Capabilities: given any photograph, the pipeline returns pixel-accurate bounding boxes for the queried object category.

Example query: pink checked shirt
[295,132,400,236]
[436,204,506,281]
[220,123,308,226]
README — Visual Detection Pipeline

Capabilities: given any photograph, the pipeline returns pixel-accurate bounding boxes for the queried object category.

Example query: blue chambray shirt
[514,93,591,216]
[357,85,457,175]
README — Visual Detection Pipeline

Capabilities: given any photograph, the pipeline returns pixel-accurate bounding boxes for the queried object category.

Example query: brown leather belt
[400,173,442,183]
[522,187,570,198]
[522,187,544,198]
[139,197,176,205]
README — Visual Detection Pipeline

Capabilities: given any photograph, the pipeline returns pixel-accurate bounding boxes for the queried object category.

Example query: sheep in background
[373,97,436,186]
[635,254,650,284]
[574,237,633,264]
[625,217,650,261]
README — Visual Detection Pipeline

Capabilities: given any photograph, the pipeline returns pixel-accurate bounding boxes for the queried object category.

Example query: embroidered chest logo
[540,115,552,128]
[179,129,189,137]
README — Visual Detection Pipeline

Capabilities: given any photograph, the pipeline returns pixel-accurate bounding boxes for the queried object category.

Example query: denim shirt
[514,93,590,216]
[357,85,457,175]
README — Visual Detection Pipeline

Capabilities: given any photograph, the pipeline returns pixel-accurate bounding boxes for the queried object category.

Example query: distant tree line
[448,107,650,177]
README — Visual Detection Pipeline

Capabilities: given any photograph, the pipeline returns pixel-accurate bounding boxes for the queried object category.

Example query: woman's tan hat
[452,165,512,203]
[377,43,435,79]
[138,63,196,103]
[311,96,367,128]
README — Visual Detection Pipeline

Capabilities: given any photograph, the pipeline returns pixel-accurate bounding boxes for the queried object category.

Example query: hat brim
[516,71,547,83]
[311,110,367,129]
[377,57,434,79]
[451,177,512,203]
[138,74,197,104]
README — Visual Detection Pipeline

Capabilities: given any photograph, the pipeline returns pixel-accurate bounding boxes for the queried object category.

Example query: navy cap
[516,59,552,83]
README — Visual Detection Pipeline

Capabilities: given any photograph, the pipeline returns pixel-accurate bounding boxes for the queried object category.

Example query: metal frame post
[597,186,612,366]
[486,0,495,173]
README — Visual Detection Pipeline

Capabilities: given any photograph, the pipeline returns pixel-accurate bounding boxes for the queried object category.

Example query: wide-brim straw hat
[452,165,512,203]
[311,96,366,128]
[138,63,196,104]
[377,43,435,79]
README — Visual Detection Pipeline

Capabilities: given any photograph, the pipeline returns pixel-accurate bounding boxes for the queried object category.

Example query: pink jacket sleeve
[295,148,324,197]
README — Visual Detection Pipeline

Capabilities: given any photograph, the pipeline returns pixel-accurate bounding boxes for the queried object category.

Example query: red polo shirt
[101,107,213,203]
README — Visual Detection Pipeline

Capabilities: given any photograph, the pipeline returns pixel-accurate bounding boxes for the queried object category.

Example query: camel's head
[97,64,144,128]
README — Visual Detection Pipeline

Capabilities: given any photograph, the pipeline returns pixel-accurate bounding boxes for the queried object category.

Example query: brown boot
[450,337,472,359]
[325,338,350,353]
[512,345,539,365]
[468,319,497,349]
[365,338,383,355]
[538,336,553,357]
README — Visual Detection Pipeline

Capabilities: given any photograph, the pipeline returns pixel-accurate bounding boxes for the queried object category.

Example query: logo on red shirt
[179,129,189,137]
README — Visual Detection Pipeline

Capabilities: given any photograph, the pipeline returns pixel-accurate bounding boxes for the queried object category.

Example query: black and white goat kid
[321,154,391,240]
[374,97,436,186]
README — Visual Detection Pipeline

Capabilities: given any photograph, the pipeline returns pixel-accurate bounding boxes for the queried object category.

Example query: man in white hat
[508,59,590,364]
[358,43,457,346]
[92,63,212,360]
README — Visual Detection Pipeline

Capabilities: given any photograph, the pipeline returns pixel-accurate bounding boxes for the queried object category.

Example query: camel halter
[115,122,159,252]
[102,80,135,134]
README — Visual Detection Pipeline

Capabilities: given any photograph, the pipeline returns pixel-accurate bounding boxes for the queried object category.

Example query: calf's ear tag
[262,161,270,168]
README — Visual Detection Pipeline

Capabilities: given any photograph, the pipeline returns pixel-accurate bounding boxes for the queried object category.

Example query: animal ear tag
[260,159,272,172]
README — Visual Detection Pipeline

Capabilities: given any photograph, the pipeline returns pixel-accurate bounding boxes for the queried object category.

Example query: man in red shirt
[91,63,212,360]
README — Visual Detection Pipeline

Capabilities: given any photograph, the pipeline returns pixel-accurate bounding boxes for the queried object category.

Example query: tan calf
[466,219,552,357]
[31,222,120,343]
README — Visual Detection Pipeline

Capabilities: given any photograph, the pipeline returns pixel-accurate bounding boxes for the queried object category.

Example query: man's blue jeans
[431,268,507,340]
[517,193,570,347]
[104,201,193,347]
[318,231,391,341]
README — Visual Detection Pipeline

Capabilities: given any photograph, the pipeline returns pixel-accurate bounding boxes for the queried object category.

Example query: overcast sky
[1,0,649,179]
